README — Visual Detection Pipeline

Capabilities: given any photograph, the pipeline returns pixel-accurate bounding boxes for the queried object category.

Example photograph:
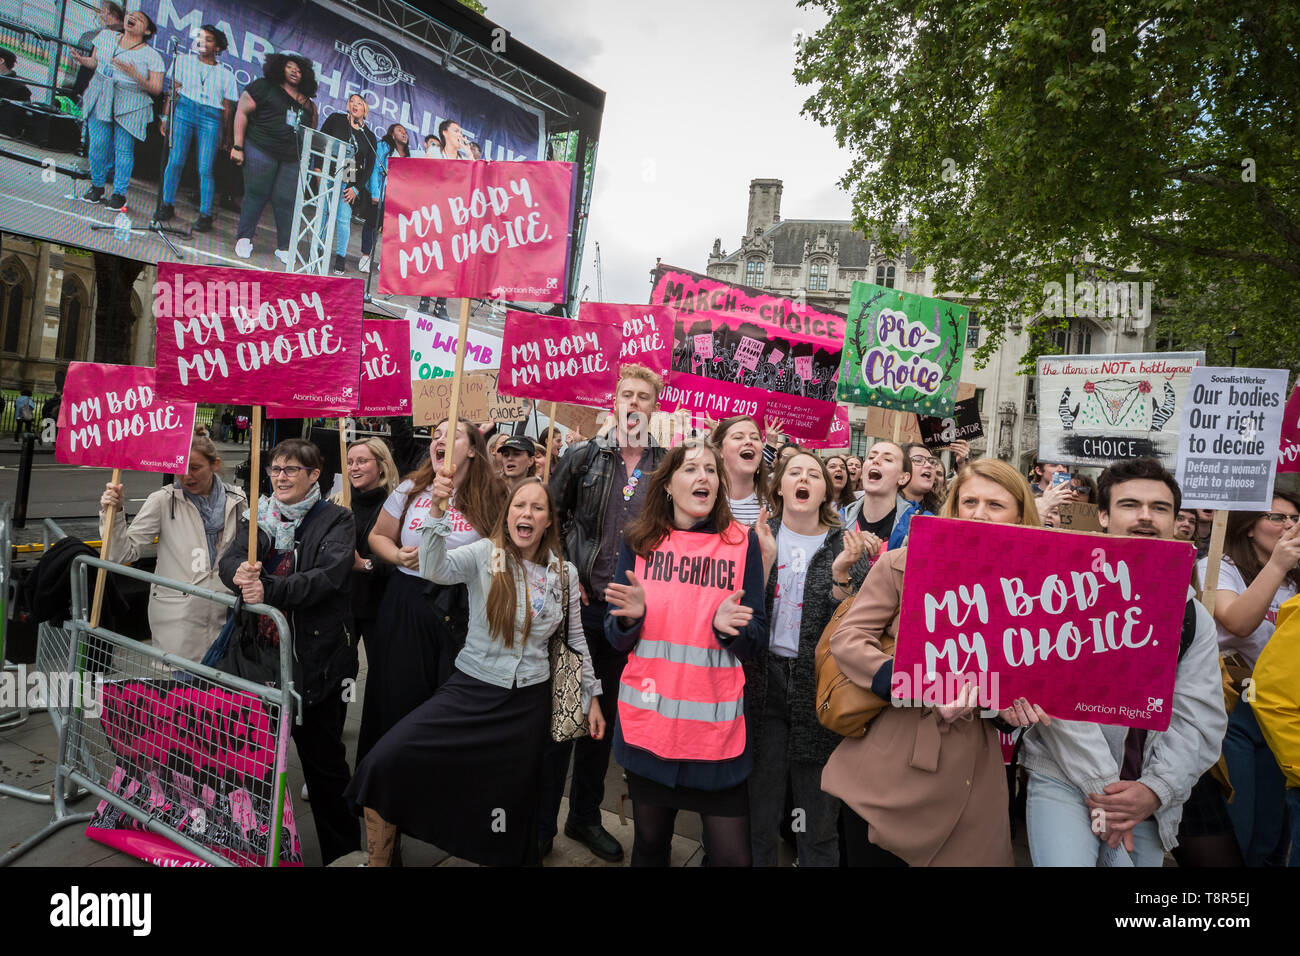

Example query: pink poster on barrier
[652,265,843,440]
[578,303,675,382]
[56,363,197,473]
[892,516,1195,730]
[358,317,412,416]
[1279,385,1300,473]
[500,311,619,406]
[802,404,851,450]
[154,264,363,411]
[378,158,575,301]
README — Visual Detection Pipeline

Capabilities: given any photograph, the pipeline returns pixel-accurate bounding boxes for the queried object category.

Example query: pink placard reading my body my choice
[358,317,412,416]
[893,516,1194,730]
[500,311,619,406]
[56,363,197,473]
[154,264,363,411]
[578,303,675,383]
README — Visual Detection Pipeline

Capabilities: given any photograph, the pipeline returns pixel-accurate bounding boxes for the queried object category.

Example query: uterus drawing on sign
[1058,378,1175,433]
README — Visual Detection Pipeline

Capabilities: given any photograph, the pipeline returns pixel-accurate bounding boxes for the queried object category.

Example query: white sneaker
[301,782,309,801]
[358,254,370,273]
[274,249,292,267]
[234,238,252,259]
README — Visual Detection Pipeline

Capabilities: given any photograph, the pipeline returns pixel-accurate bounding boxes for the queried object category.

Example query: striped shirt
[728,492,761,527]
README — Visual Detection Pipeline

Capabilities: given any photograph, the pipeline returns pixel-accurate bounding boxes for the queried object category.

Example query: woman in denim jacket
[347,477,604,866]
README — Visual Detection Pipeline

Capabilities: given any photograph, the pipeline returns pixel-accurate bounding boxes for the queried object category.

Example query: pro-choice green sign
[836,282,968,416]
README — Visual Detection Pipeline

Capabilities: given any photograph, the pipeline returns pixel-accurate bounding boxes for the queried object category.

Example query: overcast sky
[482,0,857,306]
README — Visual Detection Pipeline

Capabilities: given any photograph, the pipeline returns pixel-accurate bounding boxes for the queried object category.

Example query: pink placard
[658,370,837,438]
[378,158,575,301]
[264,405,347,419]
[802,405,851,449]
[1279,385,1300,474]
[56,363,197,473]
[694,334,713,360]
[734,335,765,372]
[500,311,620,406]
[794,355,814,380]
[358,317,412,416]
[770,347,785,366]
[893,516,1195,730]
[578,303,675,382]
[154,264,363,411]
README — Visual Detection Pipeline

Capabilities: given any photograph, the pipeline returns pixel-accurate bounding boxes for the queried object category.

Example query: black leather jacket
[549,434,667,597]
[218,501,358,707]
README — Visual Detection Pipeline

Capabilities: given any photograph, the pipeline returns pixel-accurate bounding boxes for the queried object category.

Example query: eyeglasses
[1262,513,1300,525]
[266,465,306,477]
[909,455,940,467]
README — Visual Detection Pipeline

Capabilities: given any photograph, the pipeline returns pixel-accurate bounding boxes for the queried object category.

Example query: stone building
[702,178,1156,471]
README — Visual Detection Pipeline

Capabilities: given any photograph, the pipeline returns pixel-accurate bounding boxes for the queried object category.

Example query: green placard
[836,282,968,416]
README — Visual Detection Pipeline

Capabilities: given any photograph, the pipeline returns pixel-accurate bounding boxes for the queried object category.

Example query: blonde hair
[617,362,663,400]
[330,437,400,505]
[939,459,1041,527]
[190,434,220,465]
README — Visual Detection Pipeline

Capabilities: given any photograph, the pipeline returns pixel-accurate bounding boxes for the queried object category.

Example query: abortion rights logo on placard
[357,318,411,416]
[56,363,197,472]
[837,282,968,417]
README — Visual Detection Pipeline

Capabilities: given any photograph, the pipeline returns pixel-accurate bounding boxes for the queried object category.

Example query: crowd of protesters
[85,367,1300,869]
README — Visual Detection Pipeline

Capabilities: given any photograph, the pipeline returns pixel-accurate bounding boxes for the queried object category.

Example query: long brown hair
[403,419,506,535]
[709,415,768,506]
[624,441,743,557]
[901,442,942,513]
[1223,490,1300,592]
[485,478,564,647]
[769,452,842,527]
[822,454,857,510]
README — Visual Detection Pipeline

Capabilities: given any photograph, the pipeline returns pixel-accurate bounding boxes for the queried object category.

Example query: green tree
[458,0,487,14]
[795,0,1300,374]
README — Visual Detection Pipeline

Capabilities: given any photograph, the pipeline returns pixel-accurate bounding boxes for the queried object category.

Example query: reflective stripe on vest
[618,524,750,762]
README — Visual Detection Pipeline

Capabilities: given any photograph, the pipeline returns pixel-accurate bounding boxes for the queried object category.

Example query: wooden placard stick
[434,297,473,511]
[248,406,263,564]
[544,400,557,483]
[1199,510,1229,615]
[89,467,121,629]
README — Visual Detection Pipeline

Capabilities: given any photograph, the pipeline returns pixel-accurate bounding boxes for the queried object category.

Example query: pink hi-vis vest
[618,525,750,762]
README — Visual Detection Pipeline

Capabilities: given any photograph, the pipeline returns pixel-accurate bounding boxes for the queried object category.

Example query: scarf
[184,477,228,565]
[256,484,321,551]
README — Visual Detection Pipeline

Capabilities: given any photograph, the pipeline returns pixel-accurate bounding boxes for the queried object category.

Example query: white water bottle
[113,211,132,242]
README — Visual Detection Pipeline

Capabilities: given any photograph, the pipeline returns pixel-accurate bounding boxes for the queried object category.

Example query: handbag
[814,590,896,736]
[200,594,243,668]
[548,566,588,743]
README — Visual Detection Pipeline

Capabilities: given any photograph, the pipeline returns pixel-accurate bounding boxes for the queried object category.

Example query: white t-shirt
[728,492,761,527]
[1198,555,1298,669]
[770,526,827,659]
[383,479,480,577]
[167,54,239,108]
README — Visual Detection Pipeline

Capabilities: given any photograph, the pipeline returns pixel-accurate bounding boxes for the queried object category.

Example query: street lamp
[1225,325,1245,367]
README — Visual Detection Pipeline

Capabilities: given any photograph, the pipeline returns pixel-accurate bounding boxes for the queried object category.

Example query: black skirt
[346,670,551,867]
[626,770,749,816]
[356,571,467,765]
[1177,769,1234,838]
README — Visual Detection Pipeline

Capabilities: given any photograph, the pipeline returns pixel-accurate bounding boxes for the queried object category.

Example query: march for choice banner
[1278,385,1300,474]
[500,311,619,406]
[836,281,968,417]
[650,265,843,440]
[56,363,197,472]
[379,159,575,301]
[1035,351,1204,470]
[154,265,363,411]
[577,303,676,382]
[893,516,1195,730]
[407,308,503,380]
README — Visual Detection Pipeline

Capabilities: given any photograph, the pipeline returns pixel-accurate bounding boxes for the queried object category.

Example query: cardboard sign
[1035,351,1204,469]
[917,397,984,449]
[378,158,575,301]
[413,370,529,426]
[1280,385,1300,474]
[802,404,851,450]
[552,402,607,438]
[651,265,843,441]
[500,311,620,406]
[1056,502,1103,533]
[56,363,197,473]
[154,264,363,411]
[358,317,412,416]
[837,282,968,416]
[893,516,1194,730]
[407,308,502,379]
[1175,366,1289,510]
[864,382,977,443]
[579,303,675,381]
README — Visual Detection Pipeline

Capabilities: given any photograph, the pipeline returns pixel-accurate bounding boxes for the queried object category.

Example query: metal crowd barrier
[1,555,300,867]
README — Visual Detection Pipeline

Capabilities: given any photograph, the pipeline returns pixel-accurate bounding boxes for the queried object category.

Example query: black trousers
[292,688,360,865]
[840,805,908,867]
[537,599,627,838]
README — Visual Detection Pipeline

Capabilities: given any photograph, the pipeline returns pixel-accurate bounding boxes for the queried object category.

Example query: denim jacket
[419,513,601,709]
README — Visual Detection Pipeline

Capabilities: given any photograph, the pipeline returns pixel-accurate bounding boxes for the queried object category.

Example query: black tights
[1171,834,1245,868]
[631,804,752,867]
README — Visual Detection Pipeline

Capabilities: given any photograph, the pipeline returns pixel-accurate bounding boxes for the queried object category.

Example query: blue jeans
[1223,699,1290,865]
[236,140,298,248]
[86,117,137,195]
[162,97,222,214]
[1027,770,1164,866]
[335,190,354,257]
[1287,789,1300,867]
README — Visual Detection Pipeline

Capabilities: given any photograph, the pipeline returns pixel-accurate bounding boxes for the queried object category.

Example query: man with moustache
[1020,457,1226,866]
